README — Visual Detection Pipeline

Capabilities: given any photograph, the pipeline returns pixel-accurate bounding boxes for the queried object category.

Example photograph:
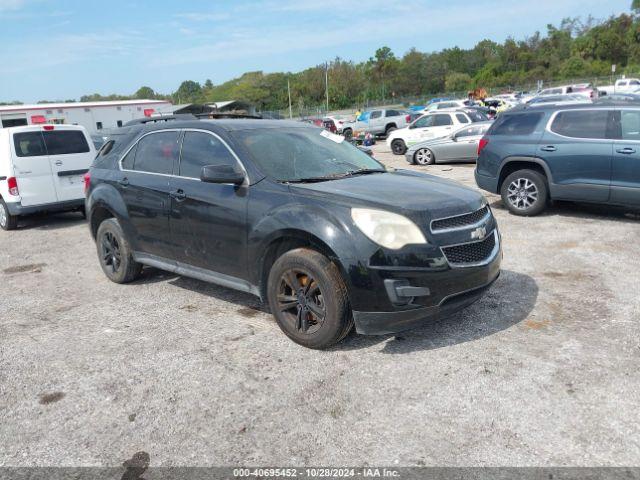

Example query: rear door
[43,128,93,202]
[119,130,180,258]
[611,108,640,206]
[10,130,57,206]
[541,109,614,202]
[448,124,487,161]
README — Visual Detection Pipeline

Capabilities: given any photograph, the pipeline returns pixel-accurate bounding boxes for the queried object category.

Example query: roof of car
[507,99,640,114]
[124,118,314,135]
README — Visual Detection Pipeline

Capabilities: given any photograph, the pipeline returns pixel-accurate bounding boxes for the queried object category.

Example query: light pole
[325,62,330,113]
[287,78,293,119]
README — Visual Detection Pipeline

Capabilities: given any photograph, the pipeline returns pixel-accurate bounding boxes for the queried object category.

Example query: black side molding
[57,169,89,177]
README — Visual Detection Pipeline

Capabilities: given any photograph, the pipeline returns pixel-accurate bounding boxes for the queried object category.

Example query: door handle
[54,160,63,166]
[616,147,636,155]
[118,178,129,187]
[170,189,186,201]
[540,146,557,152]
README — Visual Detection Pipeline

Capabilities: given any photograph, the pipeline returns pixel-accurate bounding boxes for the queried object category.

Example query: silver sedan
[405,122,492,166]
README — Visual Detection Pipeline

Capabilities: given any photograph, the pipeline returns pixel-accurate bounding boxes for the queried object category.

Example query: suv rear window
[43,130,90,155]
[490,113,543,136]
[550,110,612,139]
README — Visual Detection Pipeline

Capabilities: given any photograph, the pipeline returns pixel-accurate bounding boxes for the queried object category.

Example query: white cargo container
[0,99,172,134]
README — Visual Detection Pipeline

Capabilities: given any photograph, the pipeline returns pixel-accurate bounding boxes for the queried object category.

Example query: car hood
[289,170,485,220]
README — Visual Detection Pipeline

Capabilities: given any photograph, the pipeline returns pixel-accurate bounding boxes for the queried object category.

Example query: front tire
[0,199,18,231]
[343,128,353,141]
[267,248,353,349]
[414,148,435,165]
[501,169,549,216]
[96,218,142,283]
[391,139,407,155]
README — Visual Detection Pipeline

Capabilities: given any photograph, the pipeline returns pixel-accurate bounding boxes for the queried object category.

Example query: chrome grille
[442,232,496,265]
[431,206,489,232]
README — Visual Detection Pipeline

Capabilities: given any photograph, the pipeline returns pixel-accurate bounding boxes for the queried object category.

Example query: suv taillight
[83,171,91,194]
[7,177,19,196]
[478,138,489,156]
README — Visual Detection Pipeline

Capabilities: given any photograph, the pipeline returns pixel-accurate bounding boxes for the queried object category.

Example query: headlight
[351,208,427,250]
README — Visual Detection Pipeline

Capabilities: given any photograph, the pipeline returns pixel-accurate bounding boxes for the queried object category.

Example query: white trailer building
[0,99,172,134]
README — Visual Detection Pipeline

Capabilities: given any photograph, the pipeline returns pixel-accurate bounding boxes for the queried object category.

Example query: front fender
[247,202,364,285]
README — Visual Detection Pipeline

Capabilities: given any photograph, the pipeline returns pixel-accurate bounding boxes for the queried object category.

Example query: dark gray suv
[475,103,640,215]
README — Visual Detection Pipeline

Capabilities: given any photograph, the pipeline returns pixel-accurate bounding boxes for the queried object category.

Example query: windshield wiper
[347,168,386,176]
[286,173,351,183]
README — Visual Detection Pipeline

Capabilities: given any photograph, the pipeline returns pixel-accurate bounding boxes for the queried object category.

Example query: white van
[0,124,95,230]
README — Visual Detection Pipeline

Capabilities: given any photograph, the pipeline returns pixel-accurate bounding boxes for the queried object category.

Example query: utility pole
[325,62,330,113]
[287,78,293,119]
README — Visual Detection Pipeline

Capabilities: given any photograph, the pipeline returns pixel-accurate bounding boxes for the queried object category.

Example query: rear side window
[491,113,543,136]
[620,110,640,141]
[433,114,453,126]
[43,130,90,155]
[456,113,470,124]
[179,132,237,179]
[132,131,180,175]
[13,132,46,157]
[121,144,137,170]
[550,110,612,139]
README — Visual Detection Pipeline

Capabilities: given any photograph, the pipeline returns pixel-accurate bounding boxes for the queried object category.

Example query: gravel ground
[1,142,639,467]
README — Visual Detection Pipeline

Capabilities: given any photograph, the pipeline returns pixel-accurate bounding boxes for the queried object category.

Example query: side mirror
[201,164,245,185]
[451,135,458,142]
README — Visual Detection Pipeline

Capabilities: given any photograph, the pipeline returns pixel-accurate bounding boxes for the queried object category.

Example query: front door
[168,130,248,279]
[611,109,640,206]
[10,130,57,207]
[118,130,180,258]
[446,125,485,161]
[541,109,614,202]
[43,128,93,202]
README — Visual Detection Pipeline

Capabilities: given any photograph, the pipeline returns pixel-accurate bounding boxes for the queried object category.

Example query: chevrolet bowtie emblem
[471,226,487,240]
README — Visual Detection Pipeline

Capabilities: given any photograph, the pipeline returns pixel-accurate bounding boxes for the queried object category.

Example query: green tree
[173,80,203,103]
[445,72,472,93]
[134,86,156,99]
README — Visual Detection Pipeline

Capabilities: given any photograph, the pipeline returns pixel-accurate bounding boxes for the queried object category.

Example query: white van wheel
[0,199,18,231]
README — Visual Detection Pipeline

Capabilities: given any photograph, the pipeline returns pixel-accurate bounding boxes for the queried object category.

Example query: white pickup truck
[598,78,640,96]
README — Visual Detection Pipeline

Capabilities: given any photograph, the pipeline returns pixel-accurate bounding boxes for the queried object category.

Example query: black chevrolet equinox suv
[86,118,501,348]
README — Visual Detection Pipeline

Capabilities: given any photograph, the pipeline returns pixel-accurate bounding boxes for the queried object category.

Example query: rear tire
[96,218,142,283]
[267,248,353,349]
[343,128,353,140]
[385,125,397,137]
[0,199,18,231]
[391,139,407,155]
[500,169,549,216]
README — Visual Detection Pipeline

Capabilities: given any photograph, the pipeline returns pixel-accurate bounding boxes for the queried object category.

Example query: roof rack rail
[194,112,263,120]
[123,114,198,126]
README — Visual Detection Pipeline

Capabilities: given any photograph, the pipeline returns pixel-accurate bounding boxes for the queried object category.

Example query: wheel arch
[498,157,552,192]
[256,230,350,302]
[87,183,129,239]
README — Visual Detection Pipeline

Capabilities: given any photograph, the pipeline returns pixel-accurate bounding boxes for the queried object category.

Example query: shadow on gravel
[490,198,640,224]
[12,211,86,231]
[334,269,538,354]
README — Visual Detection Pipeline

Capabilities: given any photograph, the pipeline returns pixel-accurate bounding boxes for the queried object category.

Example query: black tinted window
[13,132,46,157]
[370,111,382,119]
[491,113,543,136]
[433,114,453,126]
[133,131,179,175]
[551,110,611,139]
[43,130,90,155]
[180,132,237,178]
[456,114,470,124]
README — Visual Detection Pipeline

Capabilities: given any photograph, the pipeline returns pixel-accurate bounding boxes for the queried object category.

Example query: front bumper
[353,270,500,335]
[348,227,502,336]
